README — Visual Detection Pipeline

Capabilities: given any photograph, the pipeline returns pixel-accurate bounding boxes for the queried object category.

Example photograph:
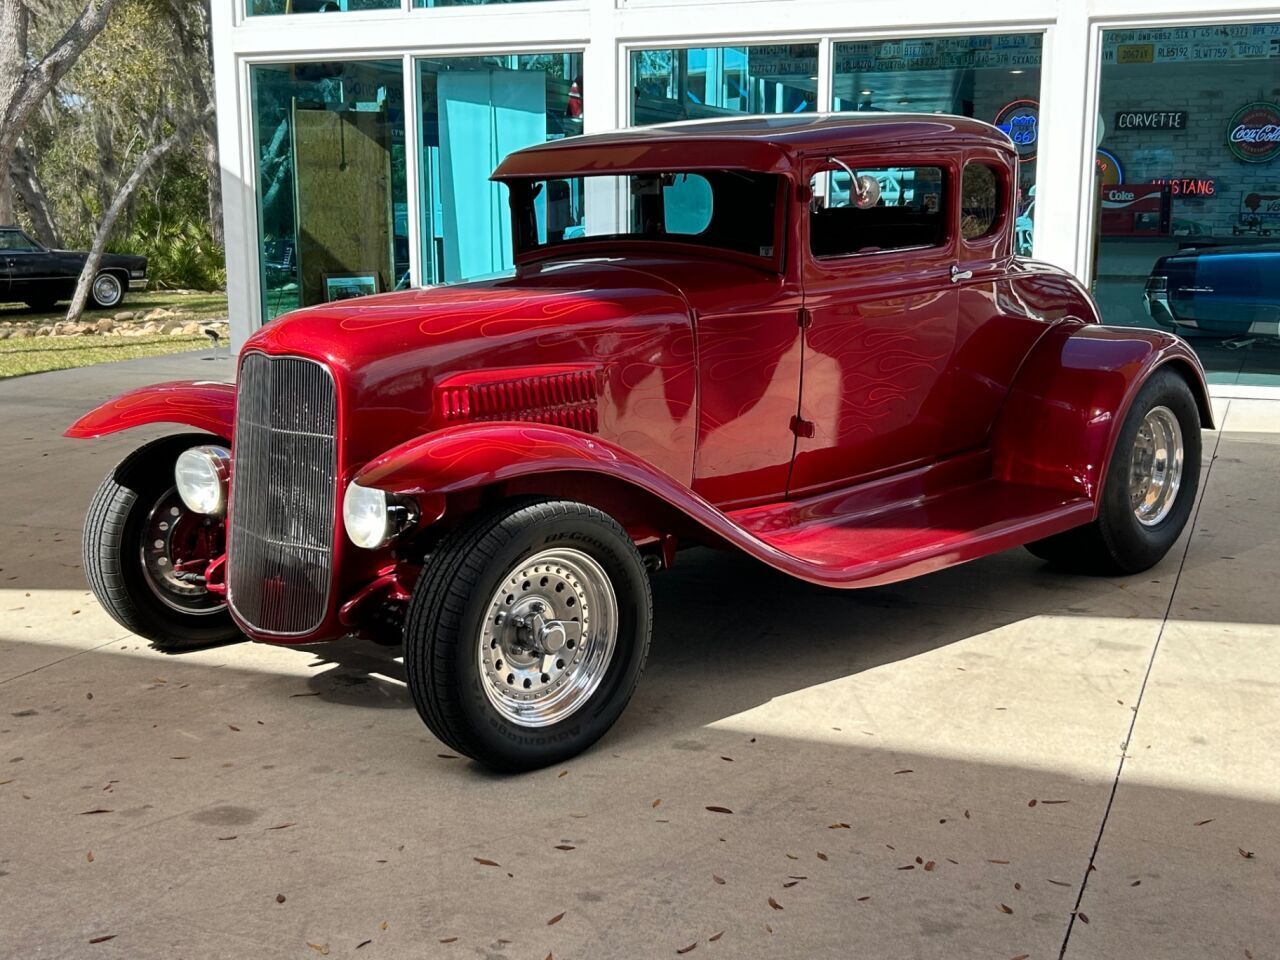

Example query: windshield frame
[504,170,790,273]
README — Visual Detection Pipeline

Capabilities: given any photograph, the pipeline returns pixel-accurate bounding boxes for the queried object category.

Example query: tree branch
[65,102,213,322]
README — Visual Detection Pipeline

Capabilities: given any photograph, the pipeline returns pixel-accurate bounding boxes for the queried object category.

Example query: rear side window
[961,163,1001,240]
[809,165,946,258]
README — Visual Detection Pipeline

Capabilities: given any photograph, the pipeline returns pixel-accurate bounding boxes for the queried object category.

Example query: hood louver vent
[437,367,601,434]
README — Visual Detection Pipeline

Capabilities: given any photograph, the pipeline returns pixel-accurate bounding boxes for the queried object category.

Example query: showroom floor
[1,354,1277,960]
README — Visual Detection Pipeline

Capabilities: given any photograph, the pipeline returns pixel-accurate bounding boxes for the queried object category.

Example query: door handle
[950,265,973,283]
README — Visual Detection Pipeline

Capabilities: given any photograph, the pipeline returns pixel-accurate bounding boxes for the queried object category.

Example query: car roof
[492,113,1014,179]
[1170,242,1280,257]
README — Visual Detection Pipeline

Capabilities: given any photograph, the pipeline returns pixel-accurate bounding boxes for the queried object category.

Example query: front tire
[89,271,124,309]
[1026,368,1202,574]
[404,500,652,771]
[83,434,241,649]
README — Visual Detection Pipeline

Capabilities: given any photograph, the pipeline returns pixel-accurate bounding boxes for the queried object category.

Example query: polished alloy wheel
[139,488,227,615]
[478,547,618,728]
[1129,405,1184,527]
[92,273,122,307]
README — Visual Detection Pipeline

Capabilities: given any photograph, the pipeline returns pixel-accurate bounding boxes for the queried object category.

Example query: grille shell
[227,353,338,635]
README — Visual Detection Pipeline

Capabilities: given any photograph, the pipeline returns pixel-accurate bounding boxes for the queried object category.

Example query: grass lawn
[0,290,228,379]
[0,290,228,326]
[0,334,211,379]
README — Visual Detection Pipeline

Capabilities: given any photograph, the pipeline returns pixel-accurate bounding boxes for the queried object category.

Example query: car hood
[242,258,718,468]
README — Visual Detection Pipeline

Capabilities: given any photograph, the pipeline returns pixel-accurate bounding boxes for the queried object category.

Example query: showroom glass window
[630,45,819,126]
[247,0,397,15]
[833,34,1042,255]
[1093,22,1280,387]
[415,54,583,286]
[249,60,409,321]
[413,1,547,6]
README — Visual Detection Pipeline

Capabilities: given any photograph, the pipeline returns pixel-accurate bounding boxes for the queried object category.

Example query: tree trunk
[9,140,61,246]
[66,109,209,322]
[0,0,122,224]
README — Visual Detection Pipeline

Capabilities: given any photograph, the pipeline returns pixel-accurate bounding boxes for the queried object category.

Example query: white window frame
[211,0,1280,399]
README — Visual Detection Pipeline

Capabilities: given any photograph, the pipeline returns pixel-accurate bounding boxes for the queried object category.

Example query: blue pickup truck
[1144,243,1279,337]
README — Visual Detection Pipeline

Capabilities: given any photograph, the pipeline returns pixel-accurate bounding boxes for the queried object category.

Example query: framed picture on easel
[323,271,381,302]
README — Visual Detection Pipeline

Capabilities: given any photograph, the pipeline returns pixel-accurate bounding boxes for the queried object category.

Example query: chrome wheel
[140,488,227,616]
[92,272,123,307]
[1129,405,1184,527]
[478,548,618,728]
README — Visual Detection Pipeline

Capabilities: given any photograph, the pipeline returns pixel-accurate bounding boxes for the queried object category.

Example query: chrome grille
[228,353,337,634]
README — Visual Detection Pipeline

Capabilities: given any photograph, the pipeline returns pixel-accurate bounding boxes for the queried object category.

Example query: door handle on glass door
[950,265,973,283]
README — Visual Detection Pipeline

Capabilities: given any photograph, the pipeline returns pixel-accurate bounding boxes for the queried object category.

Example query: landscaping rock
[11,327,33,339]
[95,319,116,334]
[113,311,135,322]
[0,329,11,340]
[181,321,201,335]
[35,325,52,337]
[168,326,190,336]
[141,321,160,335]
[141,308,171,322]
[160,318,184,335]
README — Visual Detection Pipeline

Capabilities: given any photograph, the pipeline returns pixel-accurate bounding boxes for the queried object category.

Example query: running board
[723,475,1094,589]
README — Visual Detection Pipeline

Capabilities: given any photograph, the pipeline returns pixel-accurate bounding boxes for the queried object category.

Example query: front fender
[356,422,709,510]
[64,380,236,440]
[992,322,1212,502]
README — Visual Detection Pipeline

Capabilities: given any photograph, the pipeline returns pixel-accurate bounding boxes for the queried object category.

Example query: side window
[961,163,1001,241]
[0,230,39,252]
[809,165,946,258]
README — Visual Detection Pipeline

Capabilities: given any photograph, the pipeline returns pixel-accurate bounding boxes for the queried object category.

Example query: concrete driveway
[1,353,1277,960]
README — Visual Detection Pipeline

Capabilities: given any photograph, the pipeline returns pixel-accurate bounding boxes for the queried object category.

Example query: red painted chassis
[68,115,1212,650]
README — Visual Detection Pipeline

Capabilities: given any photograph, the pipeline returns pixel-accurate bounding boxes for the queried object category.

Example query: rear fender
[64,381,236,440]
[992,322,1212,502]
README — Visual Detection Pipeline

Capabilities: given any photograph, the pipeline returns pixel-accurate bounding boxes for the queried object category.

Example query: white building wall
[211,0,1280,398]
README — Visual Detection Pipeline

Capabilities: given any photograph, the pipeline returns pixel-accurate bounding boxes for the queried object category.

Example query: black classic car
[0,226,147,311]
[1144,243,1279,338]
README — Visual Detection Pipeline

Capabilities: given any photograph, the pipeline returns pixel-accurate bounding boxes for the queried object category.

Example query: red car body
[69,115,1212,651]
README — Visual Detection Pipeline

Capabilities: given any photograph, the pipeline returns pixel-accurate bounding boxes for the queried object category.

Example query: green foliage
[18,0,222,289]
[116,210,226,292]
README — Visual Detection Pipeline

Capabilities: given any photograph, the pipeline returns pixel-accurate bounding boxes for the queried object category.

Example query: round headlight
[343,482,418,550]
[343,483,390,549]
[174,445,230,515]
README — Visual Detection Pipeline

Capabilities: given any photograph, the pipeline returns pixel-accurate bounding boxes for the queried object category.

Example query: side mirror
[851,174,881,209]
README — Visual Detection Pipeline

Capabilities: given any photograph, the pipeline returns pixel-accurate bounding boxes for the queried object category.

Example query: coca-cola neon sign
[1226,101,1280,163]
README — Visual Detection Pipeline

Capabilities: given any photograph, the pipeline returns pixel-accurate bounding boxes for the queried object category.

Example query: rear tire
[89,271,124,309]
[1026,369,1201,574]
[83,434,241,650]
[404,499,652,771]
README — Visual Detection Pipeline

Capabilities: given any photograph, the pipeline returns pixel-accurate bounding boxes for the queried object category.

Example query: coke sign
[1227,101,1280,163]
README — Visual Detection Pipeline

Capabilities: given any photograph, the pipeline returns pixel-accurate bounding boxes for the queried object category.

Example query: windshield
[507,170,782,263]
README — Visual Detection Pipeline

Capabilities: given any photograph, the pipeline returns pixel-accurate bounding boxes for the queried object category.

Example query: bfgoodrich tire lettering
[1026,368,1202,575]
[403,499,652,771]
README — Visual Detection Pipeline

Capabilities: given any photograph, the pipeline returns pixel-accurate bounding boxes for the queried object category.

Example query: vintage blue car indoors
[1145,243,1280,339]
[0,226,148,311]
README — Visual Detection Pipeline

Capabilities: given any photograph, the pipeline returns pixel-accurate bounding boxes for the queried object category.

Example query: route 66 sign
[995,99,1039,163]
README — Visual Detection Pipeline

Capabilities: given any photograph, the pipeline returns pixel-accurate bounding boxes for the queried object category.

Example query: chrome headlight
[174,445,231,515]
[343,481,418,550]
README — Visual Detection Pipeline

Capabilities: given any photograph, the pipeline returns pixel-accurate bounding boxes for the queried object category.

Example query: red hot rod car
[69,115,1210,770]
